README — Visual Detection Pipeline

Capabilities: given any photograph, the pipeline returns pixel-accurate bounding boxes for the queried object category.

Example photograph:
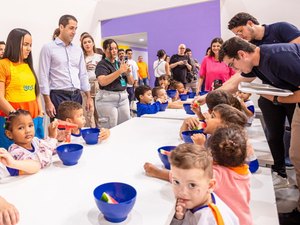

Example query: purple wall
[101,0,220,86]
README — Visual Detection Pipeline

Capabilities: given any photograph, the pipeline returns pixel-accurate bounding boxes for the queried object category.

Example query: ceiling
[103,32,148,48]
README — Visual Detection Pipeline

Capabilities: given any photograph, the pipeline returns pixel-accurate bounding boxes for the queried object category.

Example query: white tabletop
[0,117,278,225]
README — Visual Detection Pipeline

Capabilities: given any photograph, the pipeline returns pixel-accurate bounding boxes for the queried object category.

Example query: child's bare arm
[48,119,58,139]
[0,149,41,174]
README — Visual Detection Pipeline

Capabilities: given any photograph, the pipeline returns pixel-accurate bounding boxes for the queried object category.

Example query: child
[169,143,239,225]
[236,91,255,126]
[0,109,58,176]
[158,74,171,90]
[207,126,252,225]
[169,81,187,101]
[152,86,183,109]
[57,101,110,143]
[135,85,165,117]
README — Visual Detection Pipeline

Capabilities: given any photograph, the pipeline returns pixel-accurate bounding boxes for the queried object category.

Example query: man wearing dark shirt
[219,37,300,225]
[227,12,300,191]
[169,44,192,85]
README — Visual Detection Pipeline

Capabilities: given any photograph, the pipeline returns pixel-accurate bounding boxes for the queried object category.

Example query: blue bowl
[188,92,196,98]
[157,146,176,169]
[81,128,100,145]
[179,94,188,101]
[167,89,177,98]
[182,130,204,143]
[56,144,83,166]
[199,91,208,96]
[183,103,195,115]
[94,182,137,223]
[159,102,168,111]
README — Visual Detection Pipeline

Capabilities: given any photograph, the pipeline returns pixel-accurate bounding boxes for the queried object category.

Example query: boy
[135,85,165,117]
[169,143,239,225]
[236,91,255,126]
[57,101,110,143]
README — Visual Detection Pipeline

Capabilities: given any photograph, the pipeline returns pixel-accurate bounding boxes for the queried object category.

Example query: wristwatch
[273,96,280,105]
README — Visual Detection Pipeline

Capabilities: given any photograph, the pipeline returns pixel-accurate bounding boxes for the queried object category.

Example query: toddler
[135,85,165,117]
[0,109,58,176]
[152,86,183,109]
[57,101,110,144]
[169,143,239,225]
[236,91,255,126]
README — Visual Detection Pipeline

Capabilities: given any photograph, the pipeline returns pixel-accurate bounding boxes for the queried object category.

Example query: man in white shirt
[125,49,139,104]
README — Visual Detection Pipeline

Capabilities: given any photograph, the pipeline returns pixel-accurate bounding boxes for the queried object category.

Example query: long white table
[0,118,278,225]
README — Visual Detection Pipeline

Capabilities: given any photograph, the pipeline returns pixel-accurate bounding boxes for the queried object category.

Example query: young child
[135,85,165,117]
[169,143,239,225]
[152,86,183,109]
[158,74,171,90]
[236,91,255,126]
[207,126,252,225]
[57,101,110,144]
[169,81,188,101]
[0,109,58,176]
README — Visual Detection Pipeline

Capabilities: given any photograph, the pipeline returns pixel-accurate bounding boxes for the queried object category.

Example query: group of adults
[196,12,300,225]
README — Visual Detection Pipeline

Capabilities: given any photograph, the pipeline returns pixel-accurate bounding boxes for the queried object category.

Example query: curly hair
[5,109,31,131]
[207,126,247,167]
[57,101,83,120]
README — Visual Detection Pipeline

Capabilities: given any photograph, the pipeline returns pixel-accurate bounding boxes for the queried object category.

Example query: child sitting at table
[152,86,183,109]
[236,91,255,126]
[169,143,239,225]
[57,101,110,143]
[169,80,188,101]
[135,85,165,117]
[0,109,58,176]
[158,74,171,90]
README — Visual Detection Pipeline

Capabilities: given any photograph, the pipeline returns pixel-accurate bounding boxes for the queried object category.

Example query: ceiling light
[139,38,144,42]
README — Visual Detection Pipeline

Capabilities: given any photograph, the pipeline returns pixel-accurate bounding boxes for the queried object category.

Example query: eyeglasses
[228,58,238,70]
[234,26,244,36]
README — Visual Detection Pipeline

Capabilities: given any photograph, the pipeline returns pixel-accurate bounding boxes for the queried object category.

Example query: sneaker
[272,172,289,189]
[279,208,300,225]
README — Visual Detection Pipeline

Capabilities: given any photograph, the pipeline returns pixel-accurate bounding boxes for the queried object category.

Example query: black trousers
[50,89,82,120]
[258,96,296,176]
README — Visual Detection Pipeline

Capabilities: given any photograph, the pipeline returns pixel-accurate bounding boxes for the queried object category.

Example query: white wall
[0,0,99,69]
[220,0,300,39]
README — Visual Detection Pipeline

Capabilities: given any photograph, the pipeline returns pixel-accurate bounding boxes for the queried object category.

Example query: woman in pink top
[197,38,235,92]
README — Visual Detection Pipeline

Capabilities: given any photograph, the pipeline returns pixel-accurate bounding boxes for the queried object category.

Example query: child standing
[57,101,110,144]
[169,143,239,225]
[236,91,255,126]
[135,85,165,117]
[0,109,58,176]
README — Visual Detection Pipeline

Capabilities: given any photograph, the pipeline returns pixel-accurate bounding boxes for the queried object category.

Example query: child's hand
[98,128,110,142]
[56,129,71,142]
[191,133,206,146]
[175,198,186,220]
[185,117,200,130]
[0,196,20,225]
[48,119,59,139]
[0,148,16,167]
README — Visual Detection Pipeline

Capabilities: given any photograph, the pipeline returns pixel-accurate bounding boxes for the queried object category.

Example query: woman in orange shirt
[0,28,44,149]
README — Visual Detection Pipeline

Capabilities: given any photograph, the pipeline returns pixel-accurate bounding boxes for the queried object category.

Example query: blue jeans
[95,90,130,128]
[139,78,149,86]
[0,116,45,149]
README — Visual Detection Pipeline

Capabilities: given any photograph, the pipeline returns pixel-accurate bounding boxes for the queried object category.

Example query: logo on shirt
[23,85,34,91]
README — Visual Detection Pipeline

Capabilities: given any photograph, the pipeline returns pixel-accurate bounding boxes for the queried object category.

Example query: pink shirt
[213,164,253,225]
[200,56,235,91]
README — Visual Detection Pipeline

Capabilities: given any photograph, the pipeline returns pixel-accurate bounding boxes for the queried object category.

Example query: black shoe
[279,208,300,225]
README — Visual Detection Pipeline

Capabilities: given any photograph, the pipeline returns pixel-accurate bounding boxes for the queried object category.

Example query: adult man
[0,41,5,59]
[125,49,138,103]
[185,48,199,92]
[137,56,149,86]
[219,37,300,225]
[228,12,300,189]
[39,15,92,119]
[169,44,192,85]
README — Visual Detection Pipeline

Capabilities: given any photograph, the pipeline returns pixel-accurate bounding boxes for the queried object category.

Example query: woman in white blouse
[153,49,171,86]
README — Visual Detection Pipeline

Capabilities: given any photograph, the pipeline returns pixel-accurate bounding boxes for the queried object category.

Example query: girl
[196,37,235,93]
[81,34,102,128]
[0,109,58,176]
[0,28,44,149]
